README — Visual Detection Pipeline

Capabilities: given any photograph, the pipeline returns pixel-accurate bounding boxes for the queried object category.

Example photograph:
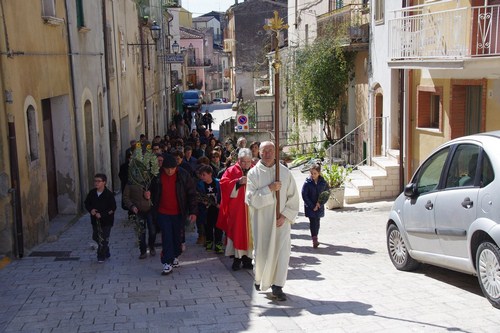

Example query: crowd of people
[84,109,331,301]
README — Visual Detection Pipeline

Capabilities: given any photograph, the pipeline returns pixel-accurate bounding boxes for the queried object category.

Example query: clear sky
[182,0,235,17]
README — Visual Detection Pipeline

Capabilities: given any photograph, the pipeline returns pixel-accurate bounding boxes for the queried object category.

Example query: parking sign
[236,114,249,132]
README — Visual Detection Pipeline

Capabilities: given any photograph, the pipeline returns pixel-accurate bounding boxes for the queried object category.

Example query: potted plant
[322,163,352,209]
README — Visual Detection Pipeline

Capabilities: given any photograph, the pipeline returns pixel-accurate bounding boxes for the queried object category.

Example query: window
[416,147,449,195]
[417,87,442,130]
[76,0,85,28]
[445,144,480,188]
[481,154,494,187]
[41,0,56,17]
[27,106,40,162]
[105,25,115,77]
[119,30,126,74]
[374,0,385,24]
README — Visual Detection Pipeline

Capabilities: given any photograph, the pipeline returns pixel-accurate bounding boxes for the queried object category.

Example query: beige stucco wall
[0,0,73,253]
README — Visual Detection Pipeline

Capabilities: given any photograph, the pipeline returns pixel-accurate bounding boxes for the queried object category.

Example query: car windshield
[184,92,198,99]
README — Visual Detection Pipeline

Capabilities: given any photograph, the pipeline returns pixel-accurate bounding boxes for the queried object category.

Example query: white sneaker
[161,263,173,275]
[172,258,179,268]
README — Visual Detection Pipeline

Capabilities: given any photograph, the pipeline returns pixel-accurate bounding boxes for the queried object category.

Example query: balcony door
[471,0,500,56]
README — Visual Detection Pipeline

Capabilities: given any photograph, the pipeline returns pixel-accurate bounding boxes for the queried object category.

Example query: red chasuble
[216,163,251,250]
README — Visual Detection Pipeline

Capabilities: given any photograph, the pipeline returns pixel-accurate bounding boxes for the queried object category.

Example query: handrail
[326,116,388,167]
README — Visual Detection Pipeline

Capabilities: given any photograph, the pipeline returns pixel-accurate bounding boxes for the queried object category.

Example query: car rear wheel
[387,224,419,271]
[476,242,500,308]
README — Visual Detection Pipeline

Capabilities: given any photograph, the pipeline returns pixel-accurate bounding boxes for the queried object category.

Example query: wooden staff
[264,11,288,220]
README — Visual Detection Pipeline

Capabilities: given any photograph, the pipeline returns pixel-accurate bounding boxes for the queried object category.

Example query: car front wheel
[476,241,500,308]
[387,224,419,271]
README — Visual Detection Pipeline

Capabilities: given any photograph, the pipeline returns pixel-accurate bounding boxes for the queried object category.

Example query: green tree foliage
[293,38,354,143]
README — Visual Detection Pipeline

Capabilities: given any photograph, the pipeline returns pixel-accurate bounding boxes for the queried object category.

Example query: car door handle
[462,197,474,209]
[425,200,434,210]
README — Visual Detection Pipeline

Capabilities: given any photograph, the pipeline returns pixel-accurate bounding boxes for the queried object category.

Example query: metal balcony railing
[317,2,370,47]
[187,58,211,67]
[389,4,500,61]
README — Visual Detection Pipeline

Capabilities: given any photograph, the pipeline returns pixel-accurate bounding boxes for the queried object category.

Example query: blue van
[182,90,203,111]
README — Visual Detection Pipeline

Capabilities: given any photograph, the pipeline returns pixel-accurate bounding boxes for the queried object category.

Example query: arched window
[27,105,39,161]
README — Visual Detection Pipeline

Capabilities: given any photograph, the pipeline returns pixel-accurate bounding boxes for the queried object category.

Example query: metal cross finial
[264,11,288,68]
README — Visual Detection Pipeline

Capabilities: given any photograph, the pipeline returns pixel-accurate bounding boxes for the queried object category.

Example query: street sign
[164,54,185,63]
[235,114,249,132]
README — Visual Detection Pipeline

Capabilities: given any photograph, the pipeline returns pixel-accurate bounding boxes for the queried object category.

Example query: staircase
[344,149,401,204]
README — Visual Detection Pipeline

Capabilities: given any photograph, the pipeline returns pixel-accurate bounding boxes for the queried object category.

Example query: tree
[292,38,354,143]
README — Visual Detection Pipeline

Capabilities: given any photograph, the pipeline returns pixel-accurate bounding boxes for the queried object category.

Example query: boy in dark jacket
[152,154,198,275]
[196,165,223,253]
[84,174,117,262]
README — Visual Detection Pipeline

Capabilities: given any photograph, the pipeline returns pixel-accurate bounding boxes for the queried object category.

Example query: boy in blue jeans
[196,165,223,253]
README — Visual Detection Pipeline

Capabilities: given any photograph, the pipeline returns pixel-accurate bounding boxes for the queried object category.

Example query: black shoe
[271,285,287,301]
[241,256,253,269]
[139,252,147,259]
[232,258,242,271]
[254,284,260,291]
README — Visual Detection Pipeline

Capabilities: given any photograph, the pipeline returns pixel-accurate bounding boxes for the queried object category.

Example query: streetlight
[171,40,180,54]
[150,21,161,49]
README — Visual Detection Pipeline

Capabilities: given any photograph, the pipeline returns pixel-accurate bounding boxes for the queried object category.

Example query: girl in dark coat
[301,163,328,248]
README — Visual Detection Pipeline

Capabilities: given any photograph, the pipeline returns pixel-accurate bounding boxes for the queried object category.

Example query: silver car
[387,131,500,308]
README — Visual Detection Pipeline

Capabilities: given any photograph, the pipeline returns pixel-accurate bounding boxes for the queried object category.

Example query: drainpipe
[8,120,24,258]
[64,1,85,208]
[140,25,149,139]
[102,0,118,190]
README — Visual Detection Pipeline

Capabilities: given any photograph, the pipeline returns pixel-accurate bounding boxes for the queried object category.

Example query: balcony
[317,2,370,50]
[388,4,500,66]
[254,76,272,97]
[187,57,211,67]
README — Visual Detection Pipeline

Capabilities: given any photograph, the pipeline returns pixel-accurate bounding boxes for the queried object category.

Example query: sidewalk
[1,169,500,332]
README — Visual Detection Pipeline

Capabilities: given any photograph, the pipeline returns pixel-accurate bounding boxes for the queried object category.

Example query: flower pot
[325,187,345,209]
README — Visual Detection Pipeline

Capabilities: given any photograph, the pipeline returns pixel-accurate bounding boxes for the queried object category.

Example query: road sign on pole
[235,114,249,132]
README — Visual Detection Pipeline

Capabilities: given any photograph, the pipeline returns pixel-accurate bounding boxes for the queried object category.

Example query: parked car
[386,131,500,308]
[212,98,224,104]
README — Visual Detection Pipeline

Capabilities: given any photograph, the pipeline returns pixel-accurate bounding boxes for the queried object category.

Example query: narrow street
[1,169,499,332]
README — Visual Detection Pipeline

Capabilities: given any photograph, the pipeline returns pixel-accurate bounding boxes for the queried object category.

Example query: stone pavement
[1,169,500,332]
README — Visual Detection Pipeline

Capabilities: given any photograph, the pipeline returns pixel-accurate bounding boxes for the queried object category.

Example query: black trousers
[206,208,222,244]
[309,217,320,237]
[92,222,112,260]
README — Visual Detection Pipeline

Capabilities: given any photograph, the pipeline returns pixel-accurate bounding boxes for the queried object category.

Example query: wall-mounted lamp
[172,40,180,54]
[150,21,161,43]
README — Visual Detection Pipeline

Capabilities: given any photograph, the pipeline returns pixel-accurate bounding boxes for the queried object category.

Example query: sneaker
[149,247,156,256]
[254,284,260,291]
[97,258,105,263]
[215,243,224,254]
[172,258,180,268]
[139,252,147,259]
[205,241,213,251]
[161,263,173,275]
[271,285,287,301]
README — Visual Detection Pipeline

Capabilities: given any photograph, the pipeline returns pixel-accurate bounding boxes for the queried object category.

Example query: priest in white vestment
[245,141,299,301]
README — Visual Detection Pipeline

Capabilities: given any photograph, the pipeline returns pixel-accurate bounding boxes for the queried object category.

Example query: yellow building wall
[485,79,500,131]
[179,8,192,27]
[410,71,450,174]
[0,0,72,251]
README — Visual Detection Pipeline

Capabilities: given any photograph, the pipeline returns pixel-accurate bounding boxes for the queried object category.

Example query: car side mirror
[404,183,418,198]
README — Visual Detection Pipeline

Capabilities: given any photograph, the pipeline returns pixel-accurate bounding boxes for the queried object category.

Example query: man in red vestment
[216,148,254,270]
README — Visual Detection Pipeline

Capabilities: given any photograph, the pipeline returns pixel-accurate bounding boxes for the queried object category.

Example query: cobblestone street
[1,170,499,332]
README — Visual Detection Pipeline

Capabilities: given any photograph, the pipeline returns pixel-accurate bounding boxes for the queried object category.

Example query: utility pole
[264,11,288,220]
